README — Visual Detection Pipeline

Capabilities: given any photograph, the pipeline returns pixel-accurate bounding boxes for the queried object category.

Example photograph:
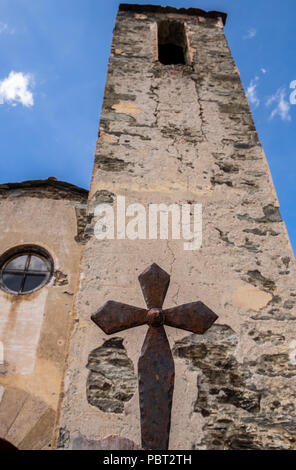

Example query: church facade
[0,4,296,450]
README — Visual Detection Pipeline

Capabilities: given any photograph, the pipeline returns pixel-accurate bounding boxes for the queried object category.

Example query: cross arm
[91,300,147,334]
[163,301,218,334]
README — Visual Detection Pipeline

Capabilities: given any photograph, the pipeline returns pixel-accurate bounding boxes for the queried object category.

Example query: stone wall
[57,5,296,450]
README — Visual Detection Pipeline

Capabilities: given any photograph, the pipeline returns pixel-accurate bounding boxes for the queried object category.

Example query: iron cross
[91,263,218,450]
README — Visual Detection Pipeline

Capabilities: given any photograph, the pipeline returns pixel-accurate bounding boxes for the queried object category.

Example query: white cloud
[0,71,34,107]
[0,22,14,34]
[261,68,267,74]
[243,28,256,40]
[0,22,8,33]
[246,76,260,108]
[266,88,291,122]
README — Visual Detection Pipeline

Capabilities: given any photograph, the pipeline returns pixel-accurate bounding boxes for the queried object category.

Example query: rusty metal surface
[164,301,218,334]
[138,326,174,450]
[91,263,218,450]
[91,300,147,334]
[138,263,170,309]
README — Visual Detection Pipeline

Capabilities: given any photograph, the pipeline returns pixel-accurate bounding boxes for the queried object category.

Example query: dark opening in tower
[158,21,188,65]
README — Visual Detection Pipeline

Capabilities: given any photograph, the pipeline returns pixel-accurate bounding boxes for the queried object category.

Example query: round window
[0,246,53,294]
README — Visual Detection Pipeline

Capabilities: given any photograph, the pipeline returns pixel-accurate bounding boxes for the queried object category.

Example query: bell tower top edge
[118,4,227,26]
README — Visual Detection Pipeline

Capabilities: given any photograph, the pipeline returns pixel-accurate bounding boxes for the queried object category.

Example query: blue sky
[0,0,296,253]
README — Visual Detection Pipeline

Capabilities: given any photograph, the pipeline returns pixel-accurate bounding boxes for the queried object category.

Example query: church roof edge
[0,178,89,201]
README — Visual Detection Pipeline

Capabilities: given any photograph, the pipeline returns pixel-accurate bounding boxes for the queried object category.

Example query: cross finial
[91,263,218,450]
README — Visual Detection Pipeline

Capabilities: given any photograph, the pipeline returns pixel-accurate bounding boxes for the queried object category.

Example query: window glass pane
[2,273,23,293]
[5,256,28,272]
[29,256,48,272]
[22,274,47,293]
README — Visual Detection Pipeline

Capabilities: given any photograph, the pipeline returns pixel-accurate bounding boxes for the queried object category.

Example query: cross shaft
[91,263,218,450]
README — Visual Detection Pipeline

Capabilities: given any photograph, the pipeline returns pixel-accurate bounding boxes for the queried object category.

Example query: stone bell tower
[56,4,296,450]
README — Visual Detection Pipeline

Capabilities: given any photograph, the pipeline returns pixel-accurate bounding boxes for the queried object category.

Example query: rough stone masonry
[55,4,296,450]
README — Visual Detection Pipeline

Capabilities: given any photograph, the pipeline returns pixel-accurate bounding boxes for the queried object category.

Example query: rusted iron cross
[91,263,218,450]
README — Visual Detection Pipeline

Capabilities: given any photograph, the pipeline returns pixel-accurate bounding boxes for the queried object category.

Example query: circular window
[0,246,53,295]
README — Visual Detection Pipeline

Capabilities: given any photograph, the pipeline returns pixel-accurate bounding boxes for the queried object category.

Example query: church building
[0,4,295,450]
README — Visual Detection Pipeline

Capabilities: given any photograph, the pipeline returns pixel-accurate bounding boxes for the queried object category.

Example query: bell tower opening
[157,20,187,65]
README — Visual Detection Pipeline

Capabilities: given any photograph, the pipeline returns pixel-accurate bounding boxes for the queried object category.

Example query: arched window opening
[0,245,53,295]
[0,438,18,450]
[158,21,188,65]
